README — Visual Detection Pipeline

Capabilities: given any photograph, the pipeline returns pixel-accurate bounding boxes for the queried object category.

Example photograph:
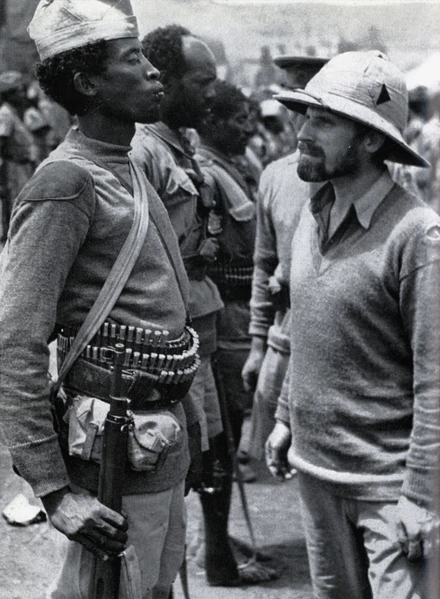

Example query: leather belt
[56,323,200,410]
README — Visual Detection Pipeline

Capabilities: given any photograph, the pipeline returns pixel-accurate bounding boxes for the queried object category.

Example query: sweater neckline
[66,126,132,164]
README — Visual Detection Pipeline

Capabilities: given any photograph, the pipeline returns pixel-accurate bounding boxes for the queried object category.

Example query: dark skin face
[202,101,254,156]
[160,36,217,130]
[76,37,163,145]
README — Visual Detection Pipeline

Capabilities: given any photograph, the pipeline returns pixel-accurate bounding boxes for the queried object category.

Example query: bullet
[86,345,92,360]
[132,351,140,369]
[118,325,127,342]
[156,354,166,372]
[127,326,135,350]
[134,327,144,353]
[150,352,158,370]
[110,324,117,346]
[142,329,152,354]
[164,354,174,370]
[124,348,132,368]
[173,354,183,370]
[92,346,99,363]
[141,353,150,370]
[160,330,170,348]
[153,330,162,348]
[175,369,184,384]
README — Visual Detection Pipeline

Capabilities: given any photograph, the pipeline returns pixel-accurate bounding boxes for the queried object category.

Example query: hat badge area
[376,84,391,106]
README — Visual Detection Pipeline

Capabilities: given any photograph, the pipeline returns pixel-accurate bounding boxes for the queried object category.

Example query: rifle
[92,343,133,599]
[211,355,277,582]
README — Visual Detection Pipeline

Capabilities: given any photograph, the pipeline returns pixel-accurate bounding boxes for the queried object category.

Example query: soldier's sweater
[0,127,190,498]
[249,152,314,352]
[276,177,440,506]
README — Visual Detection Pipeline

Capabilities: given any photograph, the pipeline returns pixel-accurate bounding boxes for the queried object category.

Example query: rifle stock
[93,343,132,599]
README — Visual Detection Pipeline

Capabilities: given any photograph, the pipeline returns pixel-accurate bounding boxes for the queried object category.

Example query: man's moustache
[298,142,323,157]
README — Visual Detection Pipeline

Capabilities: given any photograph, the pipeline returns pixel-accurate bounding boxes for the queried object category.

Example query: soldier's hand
[242,338,267,392]
[42,487,128,560]
[265,421,292,481]
[395,495,440,561]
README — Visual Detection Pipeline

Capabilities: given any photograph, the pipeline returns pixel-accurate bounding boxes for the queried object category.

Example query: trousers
[47,481,186,599]
[298,472,426,599]
[186,354,222,451]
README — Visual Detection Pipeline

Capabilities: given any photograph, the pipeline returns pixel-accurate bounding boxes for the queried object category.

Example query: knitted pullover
[0,128,190,498]
[276,174,440,506]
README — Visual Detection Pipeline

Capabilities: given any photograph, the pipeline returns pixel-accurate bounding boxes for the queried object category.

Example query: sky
[132,0,440,72]
[211,0,437,4]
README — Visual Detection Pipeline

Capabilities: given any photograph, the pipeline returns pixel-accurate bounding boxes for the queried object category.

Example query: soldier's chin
[139,105,162,125]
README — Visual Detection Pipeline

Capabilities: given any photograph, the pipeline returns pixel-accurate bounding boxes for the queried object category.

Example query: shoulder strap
[53,156,149,393]
[198,146,249,193]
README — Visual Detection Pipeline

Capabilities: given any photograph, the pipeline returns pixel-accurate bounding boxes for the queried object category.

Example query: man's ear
[73,72,97,98]
[364,130,386,155]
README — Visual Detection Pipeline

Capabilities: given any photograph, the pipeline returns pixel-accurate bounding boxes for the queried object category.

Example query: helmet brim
[275,89,429,168]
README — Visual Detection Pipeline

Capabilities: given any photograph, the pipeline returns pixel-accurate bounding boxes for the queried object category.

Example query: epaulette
[18,160,92,203]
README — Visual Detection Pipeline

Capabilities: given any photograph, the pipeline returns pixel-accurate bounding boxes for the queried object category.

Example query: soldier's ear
[364,130,386,155]
[73,72,97,98]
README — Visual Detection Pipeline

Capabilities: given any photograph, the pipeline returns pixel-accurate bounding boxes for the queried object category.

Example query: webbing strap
[52,157,149,394]
[105,156,190,316]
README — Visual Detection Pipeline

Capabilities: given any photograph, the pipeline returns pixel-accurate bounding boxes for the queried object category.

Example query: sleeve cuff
[275,402,290,426]
[401,467,437,508]
[9,434,70,498]
[249,322,270,338]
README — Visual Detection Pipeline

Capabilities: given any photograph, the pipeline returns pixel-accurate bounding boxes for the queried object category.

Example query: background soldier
[242,56,327,464]
[131,25,224,479]
[0,70,36,242]
[197,80,278,585]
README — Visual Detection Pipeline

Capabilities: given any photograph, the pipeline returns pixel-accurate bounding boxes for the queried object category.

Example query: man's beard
[297,142,362,182]
[168,93,206,130]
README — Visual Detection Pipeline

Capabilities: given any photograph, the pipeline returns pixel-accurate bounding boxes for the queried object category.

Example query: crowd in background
[1,44,440,244]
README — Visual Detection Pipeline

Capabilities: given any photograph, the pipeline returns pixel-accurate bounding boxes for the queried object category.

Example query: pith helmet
[28,0,139,61]
[275,50,428,167]
[273,55,329,90]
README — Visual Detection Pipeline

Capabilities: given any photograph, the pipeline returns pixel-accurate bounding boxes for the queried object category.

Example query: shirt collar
[310,169,395,232]
[146,122,187,156]
[353,169,395,230]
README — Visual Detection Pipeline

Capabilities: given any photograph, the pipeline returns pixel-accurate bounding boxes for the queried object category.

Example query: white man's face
[296,107,366,182]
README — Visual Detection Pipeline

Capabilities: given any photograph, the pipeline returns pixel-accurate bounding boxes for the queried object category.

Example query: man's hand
[265,421,292,481]
[42,488,128,561]
[242,337,267,392]
[395,495,440,561]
